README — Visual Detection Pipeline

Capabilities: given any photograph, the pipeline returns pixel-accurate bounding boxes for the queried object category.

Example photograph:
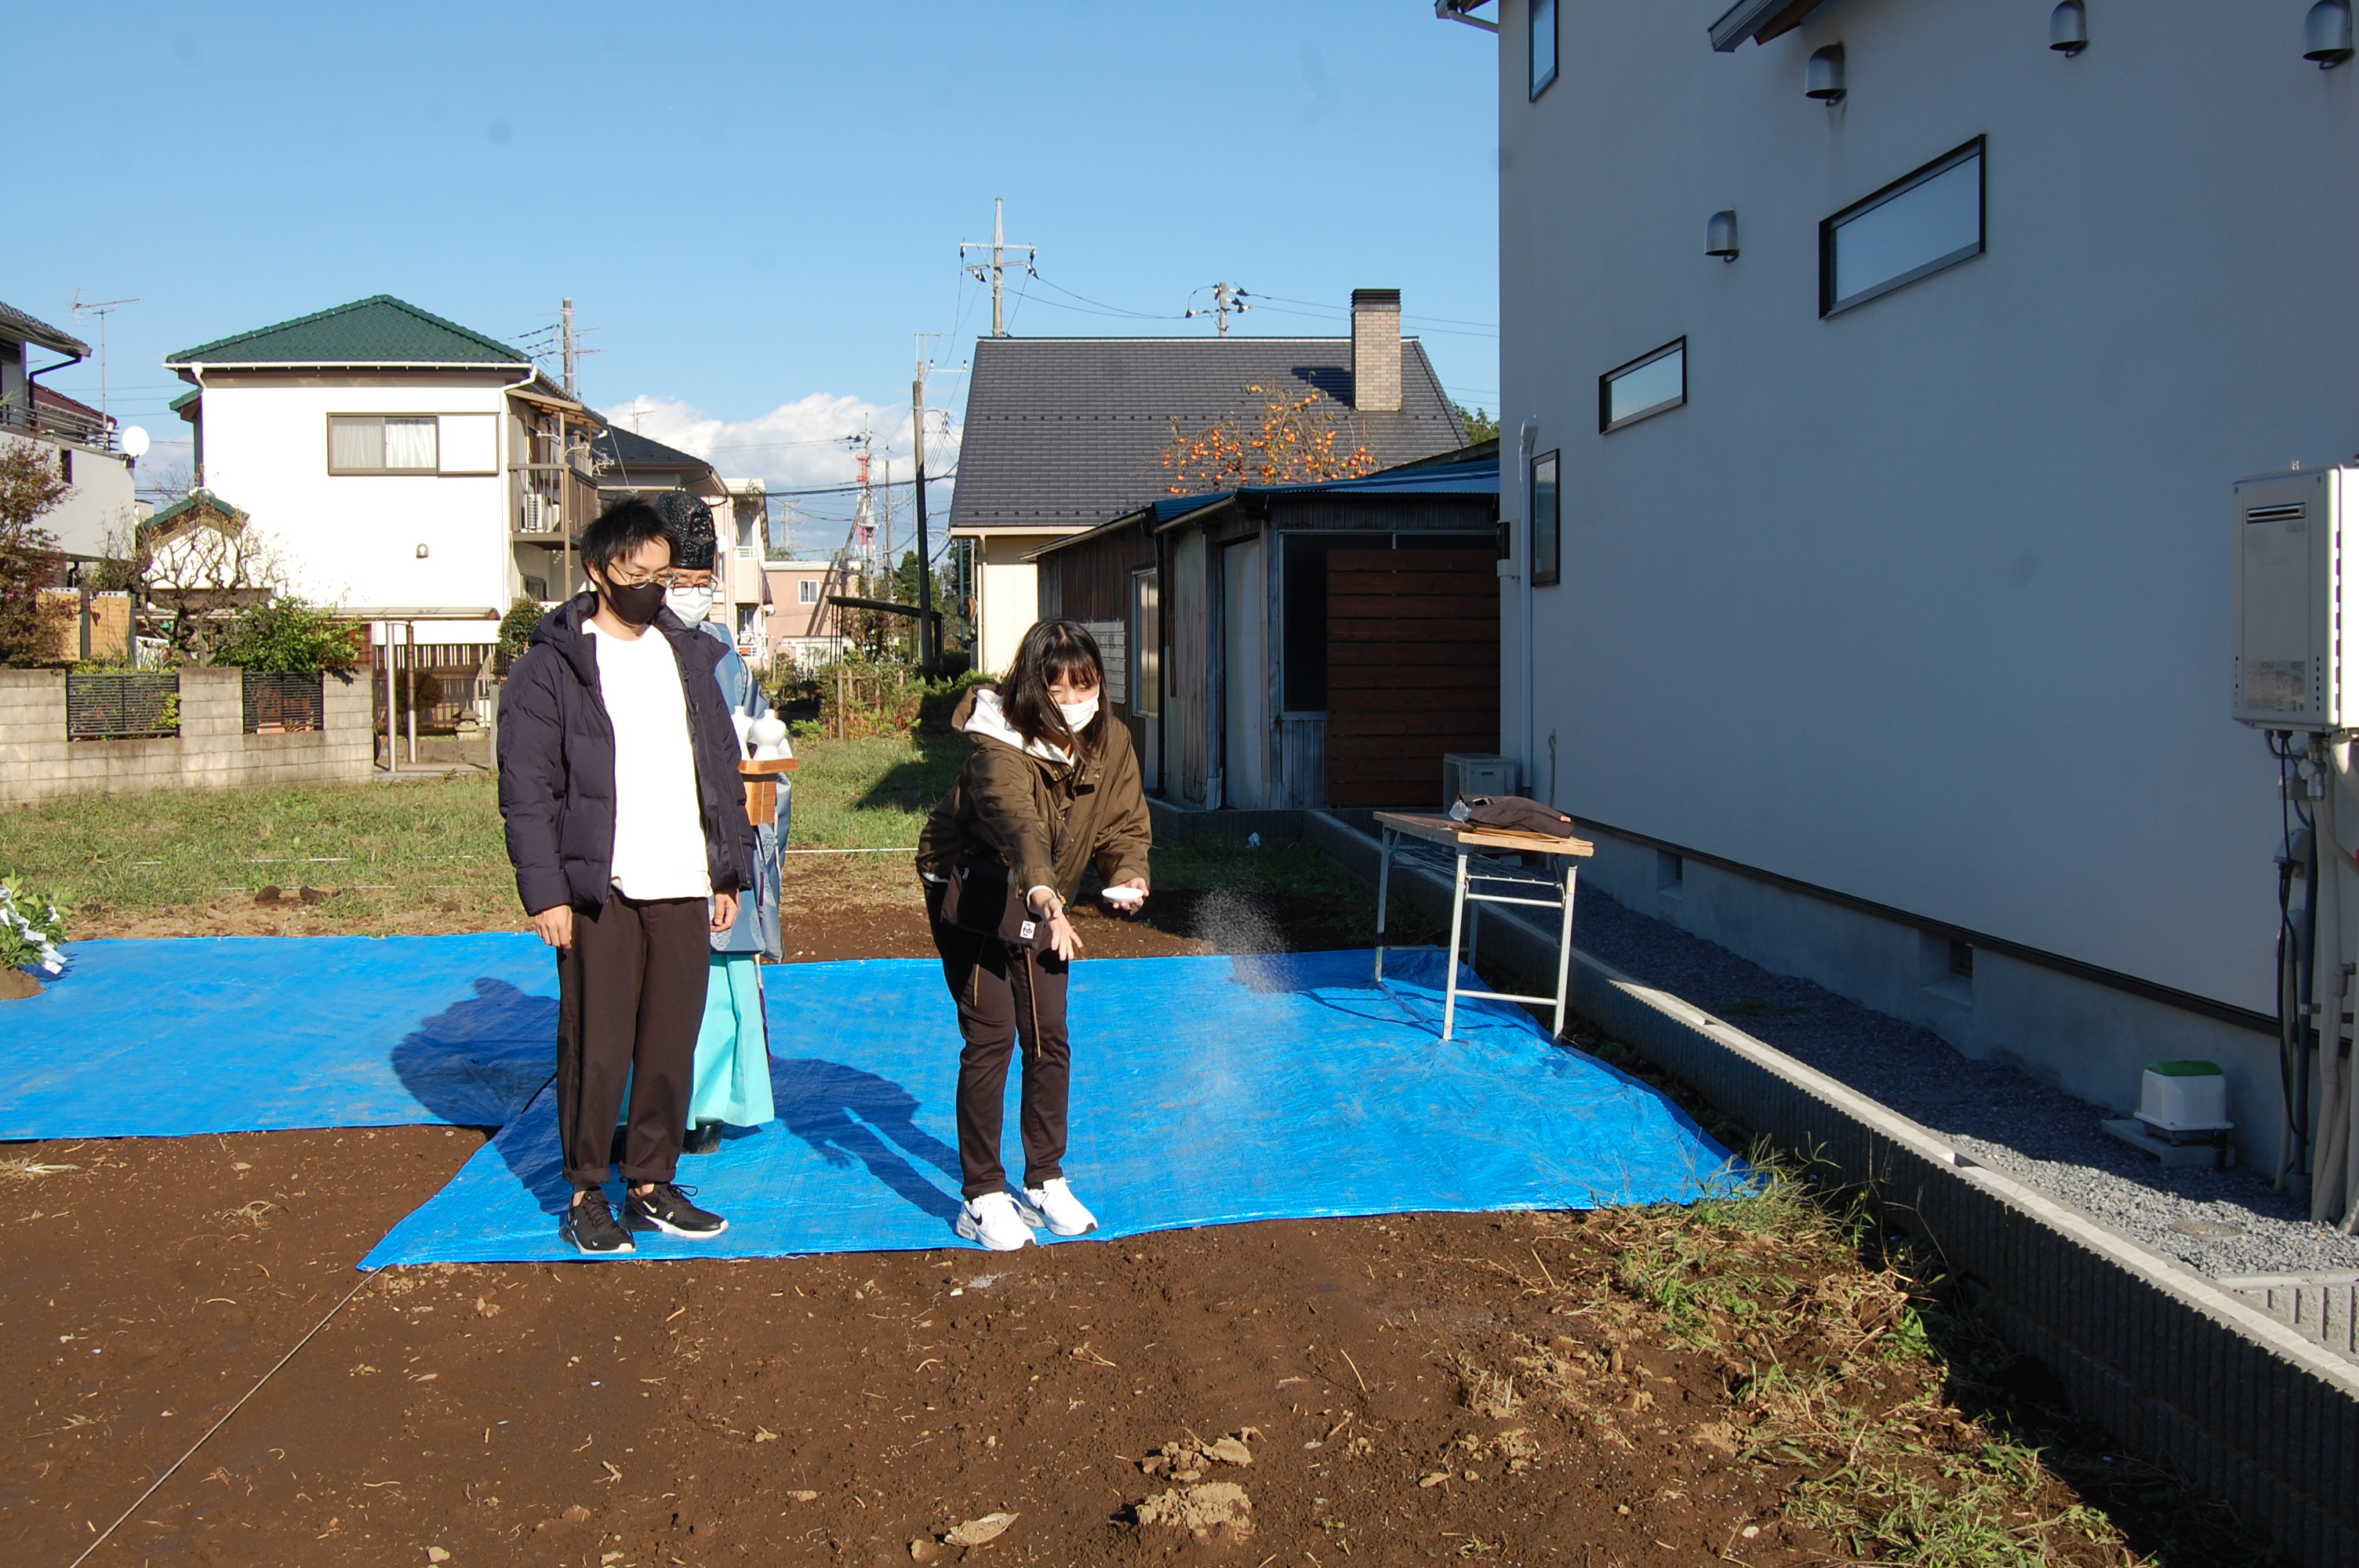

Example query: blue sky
[16,3,1499,556]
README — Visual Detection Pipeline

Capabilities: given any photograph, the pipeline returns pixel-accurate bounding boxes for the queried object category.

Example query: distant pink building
[764,562,847,671]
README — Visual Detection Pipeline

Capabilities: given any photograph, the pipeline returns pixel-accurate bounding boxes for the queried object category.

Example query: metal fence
[242,670,325,734]
[65,672,180,740]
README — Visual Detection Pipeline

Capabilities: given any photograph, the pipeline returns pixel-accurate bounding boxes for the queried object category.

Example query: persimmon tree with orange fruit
[1159,383,1379,495]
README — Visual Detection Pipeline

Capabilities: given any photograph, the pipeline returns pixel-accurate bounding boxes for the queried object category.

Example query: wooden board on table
[1374,811,1595,857]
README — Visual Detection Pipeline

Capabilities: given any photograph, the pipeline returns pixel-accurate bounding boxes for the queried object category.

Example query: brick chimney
[1350,289,1402,413]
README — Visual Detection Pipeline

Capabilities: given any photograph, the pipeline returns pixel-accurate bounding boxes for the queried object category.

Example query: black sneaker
[562,1189,636,1256]
[624,1182,729,1240]
[682,1121,722,1156]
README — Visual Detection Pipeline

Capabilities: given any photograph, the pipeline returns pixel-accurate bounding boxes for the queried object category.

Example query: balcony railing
[0,394,118,452]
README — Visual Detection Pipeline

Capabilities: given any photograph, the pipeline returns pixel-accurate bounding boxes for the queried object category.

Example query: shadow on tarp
[0,934,560,1140]
[362,949,1745,1268]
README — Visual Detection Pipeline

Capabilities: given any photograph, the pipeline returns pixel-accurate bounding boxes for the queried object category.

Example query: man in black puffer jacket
[499,498,754,1255]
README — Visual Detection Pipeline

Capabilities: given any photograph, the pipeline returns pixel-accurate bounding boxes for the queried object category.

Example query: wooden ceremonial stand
[1371,811,1595,1043]
[740,757,796,820]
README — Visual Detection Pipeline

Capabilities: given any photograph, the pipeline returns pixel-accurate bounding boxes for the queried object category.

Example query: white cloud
[602,392,962,495]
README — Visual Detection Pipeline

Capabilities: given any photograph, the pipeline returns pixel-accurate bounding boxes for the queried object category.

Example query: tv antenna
[69,292,140,426]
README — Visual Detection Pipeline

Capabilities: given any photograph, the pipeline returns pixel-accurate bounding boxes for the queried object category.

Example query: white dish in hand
[1100,886,1144,907]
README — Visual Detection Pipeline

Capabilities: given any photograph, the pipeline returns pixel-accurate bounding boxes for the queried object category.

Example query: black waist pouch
[936,855,1054,950]
[1452,794,1579,838]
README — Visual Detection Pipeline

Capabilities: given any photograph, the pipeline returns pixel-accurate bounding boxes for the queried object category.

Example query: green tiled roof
[168,388,200,414]
[165,295,531,368]
[145,490,249,532]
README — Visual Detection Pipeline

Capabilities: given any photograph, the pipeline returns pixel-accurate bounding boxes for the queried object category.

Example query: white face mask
[1056,695,1100,730]
[665,586,715,623]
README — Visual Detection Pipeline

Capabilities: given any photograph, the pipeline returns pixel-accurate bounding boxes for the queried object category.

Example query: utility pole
[1186,281,1252,338]
[959,198,1038,339]
[913,333,940,674]
[560,298,577,397]
[69,292,140,426]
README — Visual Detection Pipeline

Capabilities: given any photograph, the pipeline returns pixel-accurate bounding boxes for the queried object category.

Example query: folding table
[1371,811,1594,1042]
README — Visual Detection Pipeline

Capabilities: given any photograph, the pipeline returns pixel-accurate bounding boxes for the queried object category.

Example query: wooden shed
[1033,445,1499,810]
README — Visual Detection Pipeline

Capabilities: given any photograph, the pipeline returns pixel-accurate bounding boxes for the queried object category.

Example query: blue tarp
[0,935,559,1138]
[362,949,1739,1267]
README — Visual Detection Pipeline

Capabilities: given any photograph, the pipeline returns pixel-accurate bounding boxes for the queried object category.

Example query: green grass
[0,774,511,920]
[0,733,1397,933]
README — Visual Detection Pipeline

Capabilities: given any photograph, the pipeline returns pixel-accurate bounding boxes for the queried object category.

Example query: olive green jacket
[917,686,1152,906]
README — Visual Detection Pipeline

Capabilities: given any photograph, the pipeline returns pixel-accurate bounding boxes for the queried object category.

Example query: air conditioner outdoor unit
[2234,466,2359,730]
[1443,752,1518,808]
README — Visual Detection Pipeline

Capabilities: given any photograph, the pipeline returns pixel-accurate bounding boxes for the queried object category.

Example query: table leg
[1553,862,1579,1040]
[1441,849,1470,1042]
[1373,826,1396,984]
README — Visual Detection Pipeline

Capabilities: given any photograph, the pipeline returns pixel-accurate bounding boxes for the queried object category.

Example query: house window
[736,604,758,638]
[1131,569,1161,717]
[1598,339,1685,434]
[1532,450,1561,587]
[1821,137,1985,318]
[798,579,819,604]
[1528,0,1558,100]
[736,510,758,558]
[327,412,500,474]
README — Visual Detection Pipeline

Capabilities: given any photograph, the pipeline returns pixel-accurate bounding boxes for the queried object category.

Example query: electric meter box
[2234,466,2359,730]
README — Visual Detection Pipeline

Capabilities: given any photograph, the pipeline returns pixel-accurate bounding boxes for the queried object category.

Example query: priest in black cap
[649,489,783,1152]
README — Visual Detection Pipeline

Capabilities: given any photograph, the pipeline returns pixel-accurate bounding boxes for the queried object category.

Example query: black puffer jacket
[497,592,754,914]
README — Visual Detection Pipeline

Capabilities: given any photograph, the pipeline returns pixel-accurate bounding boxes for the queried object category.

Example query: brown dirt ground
[5,881,2260,1566]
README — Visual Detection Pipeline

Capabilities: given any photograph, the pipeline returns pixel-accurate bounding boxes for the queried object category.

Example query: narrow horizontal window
[1822,137,1985,317]
[1598,339,1685,434]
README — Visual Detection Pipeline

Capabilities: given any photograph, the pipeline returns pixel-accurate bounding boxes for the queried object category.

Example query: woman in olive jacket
[918,619,1151,1251]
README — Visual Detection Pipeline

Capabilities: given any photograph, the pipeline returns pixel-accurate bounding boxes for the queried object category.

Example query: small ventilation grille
[2248,503,2308,524]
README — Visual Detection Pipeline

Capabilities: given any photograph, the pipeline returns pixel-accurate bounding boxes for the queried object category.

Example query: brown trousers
[556,891,709,1189]
[928,891,1071,1200]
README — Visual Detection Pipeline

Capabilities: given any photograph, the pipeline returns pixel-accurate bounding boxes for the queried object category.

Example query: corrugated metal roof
[1031,448,1499,559]
[165,295,533,367]
[949,334,1466,534]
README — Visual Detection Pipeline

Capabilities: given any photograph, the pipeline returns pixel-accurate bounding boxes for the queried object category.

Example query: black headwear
[650,490,717,572]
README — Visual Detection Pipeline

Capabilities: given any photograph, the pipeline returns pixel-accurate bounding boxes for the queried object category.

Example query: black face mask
[600,579,666,628]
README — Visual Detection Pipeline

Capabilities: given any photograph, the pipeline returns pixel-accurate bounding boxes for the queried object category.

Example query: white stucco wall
[1496,0,2359,1018]
[191,370,521,641]
[42,443,137,561]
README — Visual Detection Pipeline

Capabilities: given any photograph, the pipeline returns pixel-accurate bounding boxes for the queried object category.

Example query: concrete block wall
[0,668,376,807]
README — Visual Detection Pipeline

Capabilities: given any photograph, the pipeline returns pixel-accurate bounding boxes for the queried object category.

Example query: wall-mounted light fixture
[2049,0,2088,55]
[1806,44,1846,102]
[1706,210,1740,260]
[416,543,430,559]
[2306,0,2354,67]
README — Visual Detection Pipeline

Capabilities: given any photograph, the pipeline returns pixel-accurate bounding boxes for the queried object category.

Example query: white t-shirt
[587,622,711,901]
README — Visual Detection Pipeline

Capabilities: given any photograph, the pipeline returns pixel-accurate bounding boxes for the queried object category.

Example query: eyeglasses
[601,568,681,590]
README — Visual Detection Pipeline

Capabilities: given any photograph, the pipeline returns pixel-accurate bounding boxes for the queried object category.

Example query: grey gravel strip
[1552,878,2359,1279]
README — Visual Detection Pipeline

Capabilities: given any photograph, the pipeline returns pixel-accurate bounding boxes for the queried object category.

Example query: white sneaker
[955,1191,1036,1251]
[1017,1178,1099,1236]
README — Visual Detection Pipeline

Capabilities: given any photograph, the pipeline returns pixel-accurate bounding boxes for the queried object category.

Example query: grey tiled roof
[0,299,89,358]
[595,426,722,491]
[948,335,1466,532]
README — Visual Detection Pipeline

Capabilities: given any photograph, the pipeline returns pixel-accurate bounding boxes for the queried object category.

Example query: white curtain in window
[329,416,382,472]
[384,417,438,470]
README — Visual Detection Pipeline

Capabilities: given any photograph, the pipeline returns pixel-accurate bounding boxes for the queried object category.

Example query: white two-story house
[164,295,602,647]
[2,299,140,570]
